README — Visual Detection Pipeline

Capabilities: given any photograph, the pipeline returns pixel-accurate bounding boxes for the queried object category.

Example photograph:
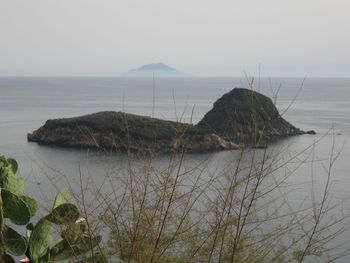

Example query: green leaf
[7,158,19,176]
[29,219,52,263]
[3,225,28,256]
[46,203,79,225]
[53,188,71,209]
[86,235,102,251]
[16,177,25,195]
[0,156,10,171]
[0,157,24,194]
[61,223,82,244]
[0,190,3,231]
[39,247,51,263]
[50,235,102,262]
[2,189,31,225]
[0,169,25,195]
[20,195,39,217]
[49,240,73,261]
[74,235,102,252]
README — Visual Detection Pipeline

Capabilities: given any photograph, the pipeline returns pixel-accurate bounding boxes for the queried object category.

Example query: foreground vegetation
[0,156,102,263]
[2,130,350,263]
[97,142,348,262]
[25,122,349,263]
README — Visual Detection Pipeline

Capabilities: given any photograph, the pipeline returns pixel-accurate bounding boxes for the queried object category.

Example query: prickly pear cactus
[0,156,38,262]
[49,222,102,262]
[0,156,103,263]
[26,188,102,263]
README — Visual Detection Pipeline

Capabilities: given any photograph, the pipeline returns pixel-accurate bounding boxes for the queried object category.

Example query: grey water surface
[1,77,350,261]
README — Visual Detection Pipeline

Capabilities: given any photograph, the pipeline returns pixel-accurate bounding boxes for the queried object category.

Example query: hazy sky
[1,0,349,77]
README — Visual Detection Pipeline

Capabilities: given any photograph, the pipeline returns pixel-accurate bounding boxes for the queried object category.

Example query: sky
[0,0,349,77]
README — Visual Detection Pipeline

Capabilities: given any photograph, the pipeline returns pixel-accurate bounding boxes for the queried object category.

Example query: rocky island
[27,88,307,152]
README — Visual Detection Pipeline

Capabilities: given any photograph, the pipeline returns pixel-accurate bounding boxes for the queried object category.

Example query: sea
[1,76,350,261]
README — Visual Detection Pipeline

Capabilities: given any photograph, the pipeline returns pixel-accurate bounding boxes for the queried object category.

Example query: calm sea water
[1,77,350,260]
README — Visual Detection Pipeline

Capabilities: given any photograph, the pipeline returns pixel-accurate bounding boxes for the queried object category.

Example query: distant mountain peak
[122,63,189,77]
[136,63,176,71]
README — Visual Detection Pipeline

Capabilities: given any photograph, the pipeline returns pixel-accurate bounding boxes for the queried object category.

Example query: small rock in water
[306,130,316,135]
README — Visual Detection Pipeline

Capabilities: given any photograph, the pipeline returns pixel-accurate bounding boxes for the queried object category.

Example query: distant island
[121,63,189,77]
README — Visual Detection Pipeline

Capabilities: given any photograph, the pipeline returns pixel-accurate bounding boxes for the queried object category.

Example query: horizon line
[0,75,349,79]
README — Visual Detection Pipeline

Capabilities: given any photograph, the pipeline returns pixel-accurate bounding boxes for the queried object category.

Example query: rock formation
[27,111,238,152]
[197,88,304,145]
[28,88,307,152]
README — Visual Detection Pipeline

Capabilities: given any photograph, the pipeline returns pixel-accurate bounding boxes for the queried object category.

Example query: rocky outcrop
[196,88,304,144]
[27,111,238,152]
[306,130,316,135]
[28,88,307,152]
